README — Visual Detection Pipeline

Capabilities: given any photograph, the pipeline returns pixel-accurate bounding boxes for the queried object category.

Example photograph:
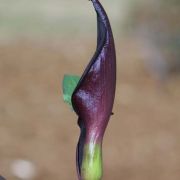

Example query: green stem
[81,143,103,180]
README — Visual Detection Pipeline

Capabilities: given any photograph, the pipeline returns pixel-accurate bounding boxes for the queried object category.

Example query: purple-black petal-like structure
[72,0,116,178]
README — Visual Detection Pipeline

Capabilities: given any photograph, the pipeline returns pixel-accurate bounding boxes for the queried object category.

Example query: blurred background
[0,0,180,179]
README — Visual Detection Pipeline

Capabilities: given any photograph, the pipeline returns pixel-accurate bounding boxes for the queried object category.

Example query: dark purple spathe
[71,0,116,178]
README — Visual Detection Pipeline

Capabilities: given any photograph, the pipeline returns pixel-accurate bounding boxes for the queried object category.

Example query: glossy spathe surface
[72,0,116,179]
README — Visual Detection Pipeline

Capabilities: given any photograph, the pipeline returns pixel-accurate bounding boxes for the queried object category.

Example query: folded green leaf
[63,75,80,107]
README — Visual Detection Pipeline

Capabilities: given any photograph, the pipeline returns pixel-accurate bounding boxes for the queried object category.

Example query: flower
[71,0,116,179]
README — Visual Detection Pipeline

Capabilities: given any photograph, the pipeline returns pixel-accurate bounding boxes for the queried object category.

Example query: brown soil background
[0,37,180,180]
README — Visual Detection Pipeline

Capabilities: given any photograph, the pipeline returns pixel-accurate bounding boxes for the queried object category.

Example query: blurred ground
[0,0,180,180]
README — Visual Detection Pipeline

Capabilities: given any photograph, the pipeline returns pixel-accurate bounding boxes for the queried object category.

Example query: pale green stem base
[81,143,102,180]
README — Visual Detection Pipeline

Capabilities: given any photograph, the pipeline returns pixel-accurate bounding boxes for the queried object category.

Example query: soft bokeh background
[0,0,180,179]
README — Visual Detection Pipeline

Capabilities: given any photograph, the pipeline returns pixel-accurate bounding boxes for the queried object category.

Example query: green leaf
[62,74,80,108]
